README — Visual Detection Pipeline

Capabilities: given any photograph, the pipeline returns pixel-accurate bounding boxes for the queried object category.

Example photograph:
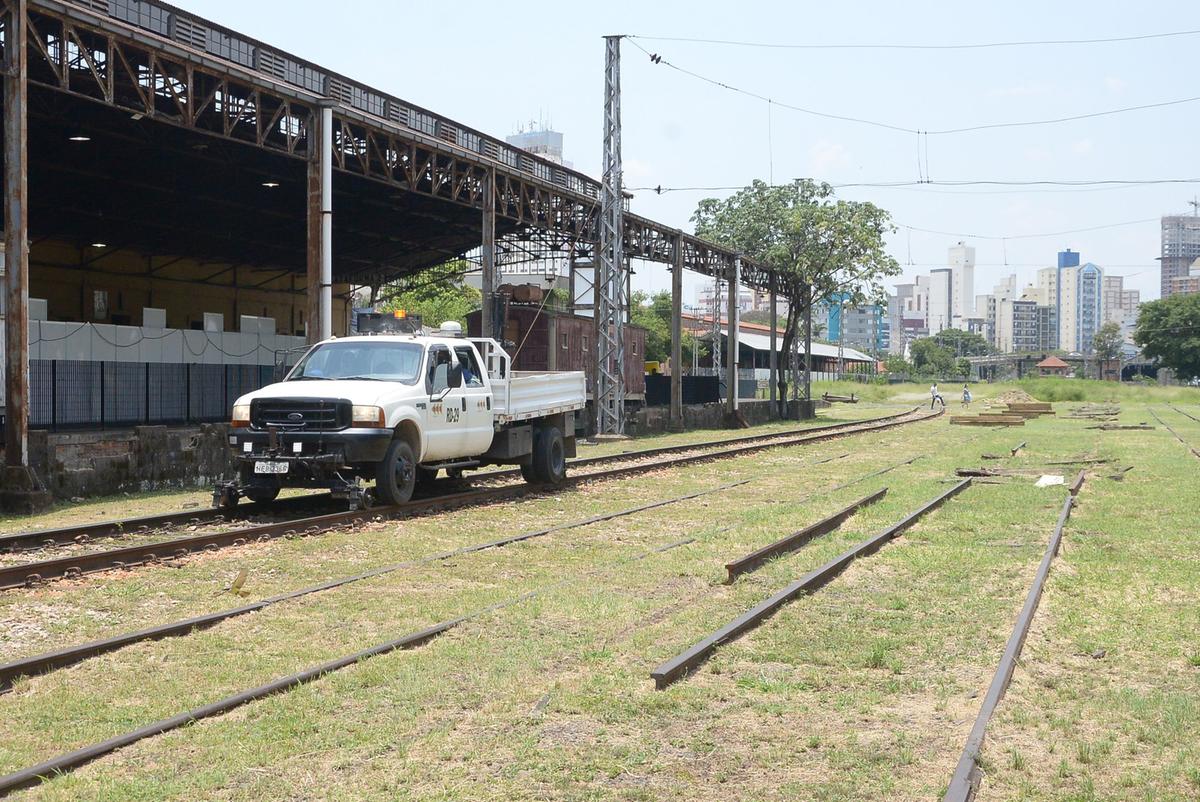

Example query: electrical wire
[897,217,1159,241]
[625,29,1200,51]
[625,37,1200,138]
[629,179,1200,193]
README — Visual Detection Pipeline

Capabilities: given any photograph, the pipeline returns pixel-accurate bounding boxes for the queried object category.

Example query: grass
[0,384,1196,800]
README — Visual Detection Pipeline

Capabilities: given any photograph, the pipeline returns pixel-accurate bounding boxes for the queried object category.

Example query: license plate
[254,461,289,475]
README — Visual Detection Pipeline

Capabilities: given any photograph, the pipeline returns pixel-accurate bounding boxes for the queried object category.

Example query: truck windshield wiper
[335,375,389,382]
[287,375,331,381]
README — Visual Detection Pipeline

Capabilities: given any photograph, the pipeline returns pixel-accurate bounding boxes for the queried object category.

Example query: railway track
[1149,408,1200,460]
[0,408,918,555]
[943,472,1086,801]
[0,407,938,591]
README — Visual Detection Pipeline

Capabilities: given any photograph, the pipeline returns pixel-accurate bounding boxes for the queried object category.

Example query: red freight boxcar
[467,305,646,401]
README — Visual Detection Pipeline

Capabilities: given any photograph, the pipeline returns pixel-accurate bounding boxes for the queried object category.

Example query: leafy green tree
[909,338,955,375]
[1134,294,1200,380]
[956,357,972,378]
[883,354,911,374]
[692,179,900,410]
[378,260,480,329]
[630,290,697,367]
[1092,320,1124,380]
[932,328,990,357]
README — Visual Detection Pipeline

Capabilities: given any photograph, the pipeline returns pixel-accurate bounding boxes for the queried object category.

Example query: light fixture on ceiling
[90,242,108,248]
[69,135,91,142]
[262,181,280,188]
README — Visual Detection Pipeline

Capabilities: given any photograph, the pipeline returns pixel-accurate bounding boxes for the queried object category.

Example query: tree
[883,354,911,375]
[629,290,697,367]
[1092,321,1124,380]
[378,260,480,329]
[932,328,990,357]
[956,358,973,378]
[1134,294,1200,381]
[908,337,955,375]
[692,180,900,413]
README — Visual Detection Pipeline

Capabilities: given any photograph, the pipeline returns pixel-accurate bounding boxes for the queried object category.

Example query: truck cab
[217,315,585,509]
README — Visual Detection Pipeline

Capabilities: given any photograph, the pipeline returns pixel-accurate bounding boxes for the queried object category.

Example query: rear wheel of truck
[376,439,417,505]
[531,426,566,485]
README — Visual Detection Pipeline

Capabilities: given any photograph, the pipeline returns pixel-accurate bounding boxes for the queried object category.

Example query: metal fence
[25,361,276,432]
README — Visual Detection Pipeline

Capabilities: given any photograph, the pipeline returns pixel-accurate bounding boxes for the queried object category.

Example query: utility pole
[596,35,626,434]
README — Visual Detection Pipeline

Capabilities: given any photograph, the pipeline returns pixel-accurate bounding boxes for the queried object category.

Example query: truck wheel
[376,440,417,505]
[245,486,279,504]
[531,426,566,485]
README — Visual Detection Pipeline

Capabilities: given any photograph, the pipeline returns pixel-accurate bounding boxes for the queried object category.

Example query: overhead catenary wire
[625,38,1200,138]
[626,29,1200,51]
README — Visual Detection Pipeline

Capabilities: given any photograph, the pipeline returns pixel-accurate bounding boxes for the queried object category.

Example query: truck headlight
[352,405,385,427]
[231,404,251,428]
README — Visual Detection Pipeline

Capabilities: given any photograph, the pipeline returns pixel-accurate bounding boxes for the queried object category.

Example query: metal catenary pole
[596,35,626,434]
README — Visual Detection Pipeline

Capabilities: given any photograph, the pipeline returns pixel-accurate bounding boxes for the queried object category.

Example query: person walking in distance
[961,383,972,408]
[930,382,945,410]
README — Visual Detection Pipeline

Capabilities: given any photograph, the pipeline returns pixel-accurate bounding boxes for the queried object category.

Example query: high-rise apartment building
[948,242,975,327]
[995,299,1039,353]
[1058,262,1103,353]
[928,269,953,334]
[1161,211,1200,298]
[1168,258,1200,295]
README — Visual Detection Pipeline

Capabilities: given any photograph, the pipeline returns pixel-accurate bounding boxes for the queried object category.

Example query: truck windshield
[288,341,423,384]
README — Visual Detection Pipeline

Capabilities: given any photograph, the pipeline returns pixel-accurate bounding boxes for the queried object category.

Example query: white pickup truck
[215,317,585,509]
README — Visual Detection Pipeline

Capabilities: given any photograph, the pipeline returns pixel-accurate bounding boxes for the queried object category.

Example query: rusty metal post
[4,0,30,467]
[726,256,740,416]
[319,104,333,340]
[768,273,778,413]
[481,167,497,340]
[669,233,683,431]
[304,109,323,344]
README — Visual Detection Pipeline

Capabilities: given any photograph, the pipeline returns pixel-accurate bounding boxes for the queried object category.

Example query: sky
[182,0,1199,307]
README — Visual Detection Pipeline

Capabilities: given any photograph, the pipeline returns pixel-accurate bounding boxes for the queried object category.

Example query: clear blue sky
[183,0,1198,305]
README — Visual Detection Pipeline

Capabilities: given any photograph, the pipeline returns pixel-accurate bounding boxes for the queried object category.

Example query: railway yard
[0,385,1197,801]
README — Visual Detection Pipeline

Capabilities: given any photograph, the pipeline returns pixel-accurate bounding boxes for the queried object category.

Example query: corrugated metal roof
[709,329,873,363]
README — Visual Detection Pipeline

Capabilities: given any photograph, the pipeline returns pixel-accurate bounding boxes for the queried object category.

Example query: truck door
[454,343,493,455]
[423,345,466,461]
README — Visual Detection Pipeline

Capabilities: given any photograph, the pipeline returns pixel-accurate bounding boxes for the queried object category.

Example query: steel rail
[0,537,695,796]
[1149,408,1200,460]
[0,408,917,552]
[651,478,973,689]
[0,494,329,553]
[0,480,751,691]
[724,488,888,582]
[943,472,1085,802]
[1168,404,1200,424]
[0,408,942,592]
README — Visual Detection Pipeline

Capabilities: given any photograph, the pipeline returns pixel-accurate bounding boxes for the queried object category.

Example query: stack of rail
[952,400,1053,427]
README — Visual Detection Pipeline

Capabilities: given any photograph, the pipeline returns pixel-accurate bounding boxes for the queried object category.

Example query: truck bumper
[228,428,393,469]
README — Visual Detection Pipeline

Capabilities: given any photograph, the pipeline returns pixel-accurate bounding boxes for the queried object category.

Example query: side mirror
[449,364,463,389]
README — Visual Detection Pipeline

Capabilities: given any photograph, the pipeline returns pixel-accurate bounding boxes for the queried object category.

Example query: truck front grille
[251,398,350,431]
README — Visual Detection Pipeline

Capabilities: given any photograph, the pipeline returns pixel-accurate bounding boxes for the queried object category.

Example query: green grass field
[0,384,1196,800]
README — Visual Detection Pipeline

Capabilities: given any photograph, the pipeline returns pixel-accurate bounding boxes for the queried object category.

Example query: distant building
[948,242,975,327]
[928,268,953,334]
[822,293,885,355]
[1168,258,1200,296]
[1036,355,1072,376]
[505,125,570,167]
[995,299,1039,353]
[1160,211,1200,298]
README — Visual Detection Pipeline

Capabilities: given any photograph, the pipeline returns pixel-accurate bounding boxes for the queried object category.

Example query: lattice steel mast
[597,35,627,434]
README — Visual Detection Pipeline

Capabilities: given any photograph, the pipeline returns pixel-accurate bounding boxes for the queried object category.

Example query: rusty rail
[1149,408,1200,460]
[0,480,749,691]
[0,408,918,553]
[943,476,1084,801]
[651,479,973,690]
[0,408,941,592]
[724,488,887,582]
[0,535,694,796]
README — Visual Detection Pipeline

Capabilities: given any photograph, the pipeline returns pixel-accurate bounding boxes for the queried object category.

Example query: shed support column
[305,111,323,344]
[481,167,497,341]
[2,0,48,511]
[768,274,778,413]
[319,105,333,340]
[726,257,740,418]
[669,234,684,431]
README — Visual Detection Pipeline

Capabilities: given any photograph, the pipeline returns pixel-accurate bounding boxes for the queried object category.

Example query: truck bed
[492,370,586,424]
